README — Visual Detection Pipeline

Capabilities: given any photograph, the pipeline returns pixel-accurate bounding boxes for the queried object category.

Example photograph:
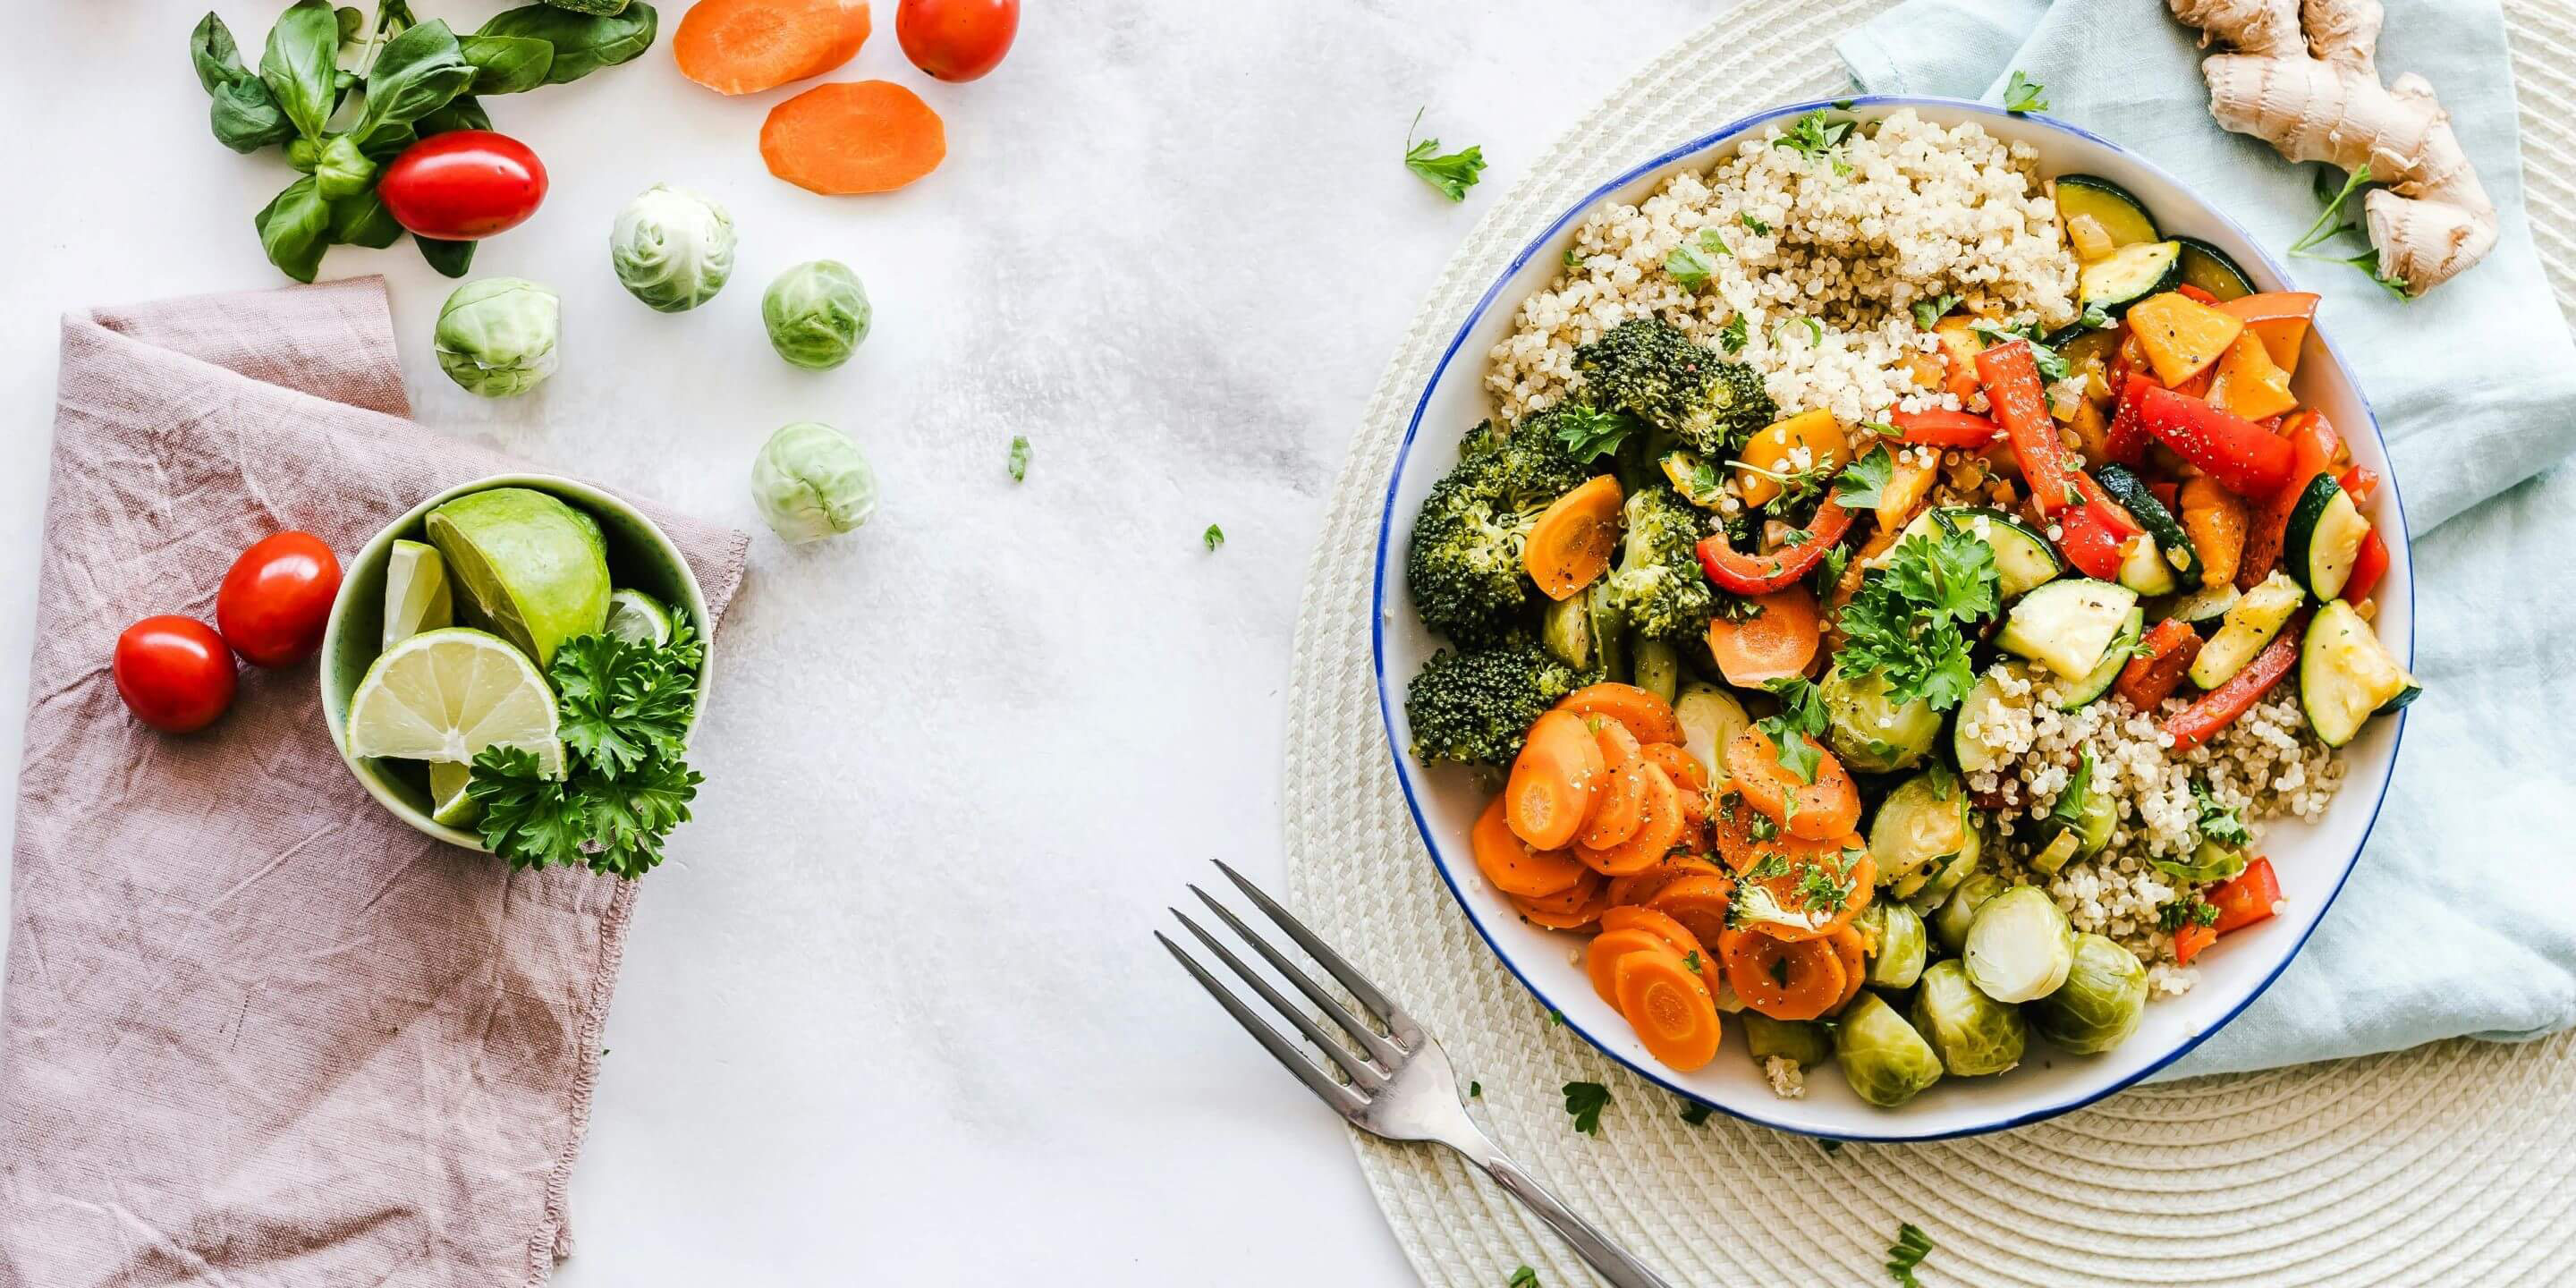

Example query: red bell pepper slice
[2175,283,2222,305]
[1890,408,2001,448]
[2138,386,2296,498]
[2238,411,2341,590]
[2339,465,2380,504]
[1694,496,1857,595]
[2104,373,2153,466]
[1974,339,2077,513]
[2114,618,2204,712]
[2343,530,2389,603]
[2174,921,2217,966]
[2208,857,2283,935]
[2051,473,2145,581]
[2161,612,2309,751]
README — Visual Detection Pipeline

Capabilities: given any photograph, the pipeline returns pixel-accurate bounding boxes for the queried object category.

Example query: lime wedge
[428,760,481,827]
[346,627,563,775]
[423,487,610,668]
[604,588,673,647]
[383,538,455,650]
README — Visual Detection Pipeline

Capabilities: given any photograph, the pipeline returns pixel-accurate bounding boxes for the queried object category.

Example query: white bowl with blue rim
[1370,96,2412,1140]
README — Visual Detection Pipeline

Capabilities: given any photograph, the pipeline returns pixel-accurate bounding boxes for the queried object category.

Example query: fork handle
[1462,1148,1676,1288]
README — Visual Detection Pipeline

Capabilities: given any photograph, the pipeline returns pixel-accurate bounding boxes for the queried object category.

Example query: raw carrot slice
[760,80,947,196]
[1555,683,1684,745]
[1469,795,1587,899]
[1598,905,1707,964]
[1704,588,1821,687]
[1723,728,1860,840]
[1825,925,1868,1015]
[1605,855,1726,909]
[1718,925,1846,1021]
[1504,709,1604,851]
[1644,873,1737,947]
[1585,929,1684,1007]
[1574,763,1685,876]
[1577,719,1648,851]
[675,0,873,95]
[1522,475,1623,600]
[1511,871,1611,929]
[1616,949,1724,1071]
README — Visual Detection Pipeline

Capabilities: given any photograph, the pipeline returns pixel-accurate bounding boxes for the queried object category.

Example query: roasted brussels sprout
[1910,959,2028,1076]
[1820,660,1942,773]
[1861,902,1928,989]
[1832,992,1945,1107]
[1932,871,2009,954]
[1963,886,2076,1004]
[1674,682,1750,788]
[2028,932,2149,1054]
[433,277,560,397]
[610,184,737,312]
[1741,1013,1832,1066]
[762,259,872,369]
[750,421,877,543]
[1873,768,1980,895]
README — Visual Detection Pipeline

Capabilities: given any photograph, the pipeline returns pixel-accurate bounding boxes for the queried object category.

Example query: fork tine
[1157,932,1367,1114]
[1211,860,1421,1045]
[1172,910,1388,1090]
[1189,885,1405,1067]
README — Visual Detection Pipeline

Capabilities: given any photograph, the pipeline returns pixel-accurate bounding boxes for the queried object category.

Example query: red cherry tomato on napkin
[378,131,549,241]
[217,531,342,668]
[114,616,237,733]
[896,0,1019,81]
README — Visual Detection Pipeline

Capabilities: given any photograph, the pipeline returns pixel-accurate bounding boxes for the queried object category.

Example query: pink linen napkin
[0,278,748,1287]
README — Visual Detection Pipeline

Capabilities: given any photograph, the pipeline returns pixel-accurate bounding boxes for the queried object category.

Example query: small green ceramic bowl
[318,473,715,850]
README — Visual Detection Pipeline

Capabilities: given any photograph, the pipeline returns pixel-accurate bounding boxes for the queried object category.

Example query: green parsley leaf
[1551,404,1640,462]
[1007,434,1030,482]
[1562,1080,1612,1135]
[1508,1266,1541,1288]
[1778,316,1826,346]
[2159,897,2222,932]
[1403,108,1486,202]
[2292,163,2374,254]
[1747,813,1781,844]
[1887,1222,1935,1288]
[1974,319,2071,382]
[1679,1100,1715,1126]
[2046,750,2097,834]
[2192,780,2253,849]
[1203,524,1225,552]
[1810,540,1852,598]
[1682,950,1703,975]
[1834,443,1896,509]
[1665,242,1717,290]
[1796,861,1851,915]
[1755,675,1829,784]
[1740,211,1771,235]
[2078,301,2115,330]
[1562,248,1585,270]
[1470,1080,1483,1098]
[1835,514,2001,711]
[1717,314,1750,353]
[2003,70,2047,114]
[1911,292,1961,330]
[1822,1138,1843,1153]
[1699,228,1732,257]
[1548,1008,1565,1026]
[1774,109,1855,175]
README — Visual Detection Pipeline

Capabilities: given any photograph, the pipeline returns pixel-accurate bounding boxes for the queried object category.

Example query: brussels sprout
[1819,660,1942,773]
[1860,902,1928,989]
[610,184,737,313]
[762,259,871,369]
[1931,871,2009,954]
[434,277,560,397]
[1963,886,2076,1004]
[1674,682,1750,788]
[1831,992,1945,1107]
[2153,837,2250,884]
[2029,932,2148,1054]
[1874,769,1979,895]
[1631,635,1682,705]
[1904,846,1981,917]
[750,421,877,543]
[1910,959,2028,1075]
[1741,1013,1832,1066]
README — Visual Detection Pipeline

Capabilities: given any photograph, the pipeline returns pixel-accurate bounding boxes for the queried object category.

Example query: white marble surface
[0,0,1717,1280]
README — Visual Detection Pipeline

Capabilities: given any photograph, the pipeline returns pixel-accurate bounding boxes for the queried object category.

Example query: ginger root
[2168,0,2496,295]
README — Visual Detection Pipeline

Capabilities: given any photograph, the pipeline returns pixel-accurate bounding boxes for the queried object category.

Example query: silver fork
[1159,860,1674,1288]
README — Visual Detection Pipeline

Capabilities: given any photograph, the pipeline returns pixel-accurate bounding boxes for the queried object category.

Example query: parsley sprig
[2291,163,2411,300]
[1562,1080,1612,1135]
[1835,513,2001,712]
[1552,404,1640,462]
[1774,108,1855,175]
[468,625,707,879]
[2046,750,2097,835]
[2192,780,2253,849]
[1887,1222,1935,1287]
[1404,108,1487,202]
[1755,675,1831,784]
[1664,228,1733,289]
[2003,71,2047,114]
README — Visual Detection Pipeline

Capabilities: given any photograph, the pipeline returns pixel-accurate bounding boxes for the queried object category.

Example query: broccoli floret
[1405,638,1591,766]
[1606,485,1717,641]
[1405,420,1593,647]
[1574,318,1775,458]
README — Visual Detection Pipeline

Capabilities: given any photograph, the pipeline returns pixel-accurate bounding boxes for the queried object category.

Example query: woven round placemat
[1282,4,2576,1284]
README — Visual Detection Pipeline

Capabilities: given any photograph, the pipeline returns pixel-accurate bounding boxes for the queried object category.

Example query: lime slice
[428,760,481,827]
[383,538,455,650]
[346,627,563,775]
[604,588,673,647]
[424,487,610,667]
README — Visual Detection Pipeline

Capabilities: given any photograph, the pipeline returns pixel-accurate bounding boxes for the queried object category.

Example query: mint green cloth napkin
[1841,0,2576,1077]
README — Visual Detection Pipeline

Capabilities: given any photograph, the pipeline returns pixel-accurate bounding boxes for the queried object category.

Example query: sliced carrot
[1616,949,1724,1072]
[1644,873,1737,947]
[761,80,947,196]
[1825,925,1868,1015]
[1555,682,1683,745]
[1707,792,1848,876]
[1605,855,1726,909]
[1586,929,1684,1007]
[1511,871,1610,929]
[1723,728,1860,840]
[1521,475,1623,600]
[1704,589,1821,687]
[1504,709,1604,851]
[1574,763,1686,876]
[1577,719,1648,851]
[1469,795,1587,899]
[1640,742,1711,833]
[1598,906,1708,962]
[1718,925,1846,1021]
[1737,848,1874,944]
[675,0,873,95]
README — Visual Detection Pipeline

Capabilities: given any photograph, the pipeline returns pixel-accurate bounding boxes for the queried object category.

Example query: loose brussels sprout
[1741,1013,1833,1066]
[1820,660,1942,773]
[1963,886,2076,1004]
[1861,902,1928,989]
[1832,992,1945,1107]
[2029,933,2149,1054]
[750,421,877,543]
[1910,959,2028,1075]
[434,277,560,398]
[1932,871,2009,954]
[610,184,737,313]
[762,259,872,369]
[1873,769,1979,895]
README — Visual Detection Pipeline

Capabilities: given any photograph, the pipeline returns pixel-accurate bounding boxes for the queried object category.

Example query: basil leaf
[208,78,293,152]
[417,235,475,278]
[328,188,404,249]
[285,136,321,171]
[418,95,493,135]
[462,34,555,94]
[314,133,377,199]
[255,176,335,283]
[360,123,418,159]
[356,19,475,142]
[258,0,341,140]
[190,12,250,93]
[542,0,633,13]
[478,2,658,85]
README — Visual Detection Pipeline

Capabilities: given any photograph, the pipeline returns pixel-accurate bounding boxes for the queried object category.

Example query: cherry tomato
[896,0,1019,81]
[114,616,237,734]
[377,131,548,241]
[217,531,343,668]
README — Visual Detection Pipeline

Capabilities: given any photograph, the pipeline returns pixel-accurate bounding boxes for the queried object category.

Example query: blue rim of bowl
[1366,95,2414,1142]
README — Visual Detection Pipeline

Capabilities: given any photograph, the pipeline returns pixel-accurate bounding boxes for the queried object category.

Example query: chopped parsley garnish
[1748,812,1781,843]
[2003,71,2047,114]
[1548,1008,1565,1026]
[1796,861,1851,915]
[1007,434,1031,482]
[1778,316,1826,346]
[2159,897,2222,932]
[1717,314,1750,353]
[1756,675,1831,784]
[1833,443,1896,509]
[1508,1266,1541,1288]
[1551,404,1640,462]
[1972,319,2072,382]
[2192,780,2253,849]
[1562,1080,1612,1135]
[1729,457,1840,514]
[1811,541,1852,597]
[1774,108,1855,174]
[1834,513,2001,711]
[2077,300,2115,330]
[2046,750,2097,834]
[1887,1222,1935,1287]
[1203,524,1226,552]
[1403,108,1487,201]
[1912,292,1961,330]
[1683,950,1704,975]
[1664,230,1732,289]
[1562,248,1585,270]
[1739,211,1771,235]
[1679,1100,1715,1126]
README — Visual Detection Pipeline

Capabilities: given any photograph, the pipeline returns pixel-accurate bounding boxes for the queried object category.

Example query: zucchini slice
[2188,569,2305,689]
[2093,463,2203,589]
[1879,506,2064,599]
[2161,580,2241,624]
[2055,175,2161,248]
[2174,235,2257,302]
[2056,606,2143,709]
[2116,537,2179,598]
[2079,241,2184,316]
[2284,472,2371,600]
[1997,579,2141,679]
[2301,598,2418,747]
